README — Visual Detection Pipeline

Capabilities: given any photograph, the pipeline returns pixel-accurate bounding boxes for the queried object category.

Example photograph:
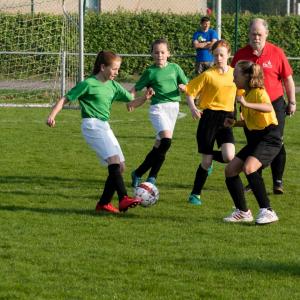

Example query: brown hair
[150,38,170,53]
[236,60,264,88]
[92,51,121,75]
[200,16,210,23]
[211,39,231,55]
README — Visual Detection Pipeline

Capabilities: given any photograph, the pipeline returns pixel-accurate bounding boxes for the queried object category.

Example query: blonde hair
[236,60,264,89]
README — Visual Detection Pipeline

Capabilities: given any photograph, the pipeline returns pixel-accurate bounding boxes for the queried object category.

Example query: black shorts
[237,125,282,168]
[197,109,235,154]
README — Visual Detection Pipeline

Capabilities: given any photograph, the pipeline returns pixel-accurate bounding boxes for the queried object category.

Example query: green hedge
[1,12,299,79]
[84,12,300,78]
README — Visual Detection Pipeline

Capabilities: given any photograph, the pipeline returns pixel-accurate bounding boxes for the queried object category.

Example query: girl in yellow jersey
[185,40,236,205]
[223,60,281,225]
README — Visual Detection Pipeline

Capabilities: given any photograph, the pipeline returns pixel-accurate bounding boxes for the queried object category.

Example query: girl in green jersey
[129,38,188,188]
[47,51,153,213]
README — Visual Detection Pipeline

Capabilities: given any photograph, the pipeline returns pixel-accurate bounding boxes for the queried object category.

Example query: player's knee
[223,152,235,163]
[158,138,172,154]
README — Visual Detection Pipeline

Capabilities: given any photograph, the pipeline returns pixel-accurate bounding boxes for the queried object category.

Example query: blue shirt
[192,29,218,62]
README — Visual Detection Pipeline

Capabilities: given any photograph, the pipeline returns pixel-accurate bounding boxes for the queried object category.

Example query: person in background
[231,18,296,195]
[224,61,281,225]
[192,16,218,75]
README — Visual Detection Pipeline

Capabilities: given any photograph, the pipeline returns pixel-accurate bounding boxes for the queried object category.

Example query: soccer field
[0,98,299,299]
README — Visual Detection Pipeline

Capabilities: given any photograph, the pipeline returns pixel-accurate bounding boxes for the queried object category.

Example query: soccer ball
[134,182,159,207]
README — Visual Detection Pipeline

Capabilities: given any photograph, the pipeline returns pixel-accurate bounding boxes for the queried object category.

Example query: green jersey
[65,75,133,121]
[134,63,188,105]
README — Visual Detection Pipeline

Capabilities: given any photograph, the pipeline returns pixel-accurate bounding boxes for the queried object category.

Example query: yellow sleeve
[185,74,206,98]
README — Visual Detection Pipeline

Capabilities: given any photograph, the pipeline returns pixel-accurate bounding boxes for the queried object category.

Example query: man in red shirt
[231,18,296,194]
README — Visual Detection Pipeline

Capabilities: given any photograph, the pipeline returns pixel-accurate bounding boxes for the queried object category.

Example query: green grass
[0,96,299,299]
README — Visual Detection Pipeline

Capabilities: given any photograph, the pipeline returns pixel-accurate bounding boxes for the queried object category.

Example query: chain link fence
[84,0,300,15]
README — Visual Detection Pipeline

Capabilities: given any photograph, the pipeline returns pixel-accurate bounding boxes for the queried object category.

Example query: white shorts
[149,102,179,140]
[81,118,125,166]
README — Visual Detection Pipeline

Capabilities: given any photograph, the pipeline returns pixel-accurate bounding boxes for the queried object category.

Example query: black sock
[148,138,172,178]
[246,171,270,208]
[225,175,248,211]
[191,164,208,195]
[271,145,286,184]
[212,150,225,163]
[99,173,115,205]
[135,147,156,177]
[107,164,127,201]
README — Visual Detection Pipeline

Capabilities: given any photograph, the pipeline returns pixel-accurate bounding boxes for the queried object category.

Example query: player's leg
[81,119,140,212]
[147,131,172,184]
[270,96,286,194]
[224,156,253,222]
[213,116,235,163]
[188,110,216,205]
[244,133,281,224]
[189,153,213,205]
[133,102,178,186]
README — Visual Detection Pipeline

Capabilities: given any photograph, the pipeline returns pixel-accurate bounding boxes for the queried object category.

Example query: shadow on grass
[216,258,300,276]
[0,175,104,185]
[0,175,105,200]
[0,204,141,219]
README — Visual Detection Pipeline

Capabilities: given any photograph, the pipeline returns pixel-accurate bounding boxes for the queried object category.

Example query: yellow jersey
[186,66,236,112]
[241,88,278,130]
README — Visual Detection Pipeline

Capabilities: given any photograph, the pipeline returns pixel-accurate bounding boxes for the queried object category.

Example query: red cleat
[119,196,141,212]
[95,202,119,214]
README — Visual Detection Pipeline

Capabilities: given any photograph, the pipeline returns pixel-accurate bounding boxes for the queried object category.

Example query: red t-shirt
[231,42,293,101]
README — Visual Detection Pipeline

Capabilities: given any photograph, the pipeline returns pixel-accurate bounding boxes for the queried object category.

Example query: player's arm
[127,88,154,111]
[186,95,202,120]
[47,96,69,127]
[283,75,296,115]
[237,95,273,112]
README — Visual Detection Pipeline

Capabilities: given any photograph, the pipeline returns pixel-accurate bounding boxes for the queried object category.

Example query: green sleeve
[134,69,151,91]
[113,82,134,102]
[176,64,188,84]
[65,81,88,102]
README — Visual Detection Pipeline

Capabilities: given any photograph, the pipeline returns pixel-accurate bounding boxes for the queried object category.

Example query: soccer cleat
[223,209,254,223]
[188,194,202,205]
[207,163,213,176]
[95,202,119,214]
[244,184,252,193]
[119,195,141,212]
[273,180,284,195]
[146,177,156,185]
[255,208,279,225]
[131,171,142,188]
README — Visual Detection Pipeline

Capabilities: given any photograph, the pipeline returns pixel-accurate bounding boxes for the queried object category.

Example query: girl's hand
[145,87,155,99]
[190,107,202,120]
[236,95,247,107]
[178,84,186,93]
[126,102,134,112]
[47,117,56,127]
[224,117,235,128]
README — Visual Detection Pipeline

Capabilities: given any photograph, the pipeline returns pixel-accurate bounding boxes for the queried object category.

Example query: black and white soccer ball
[134,182,159,207]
